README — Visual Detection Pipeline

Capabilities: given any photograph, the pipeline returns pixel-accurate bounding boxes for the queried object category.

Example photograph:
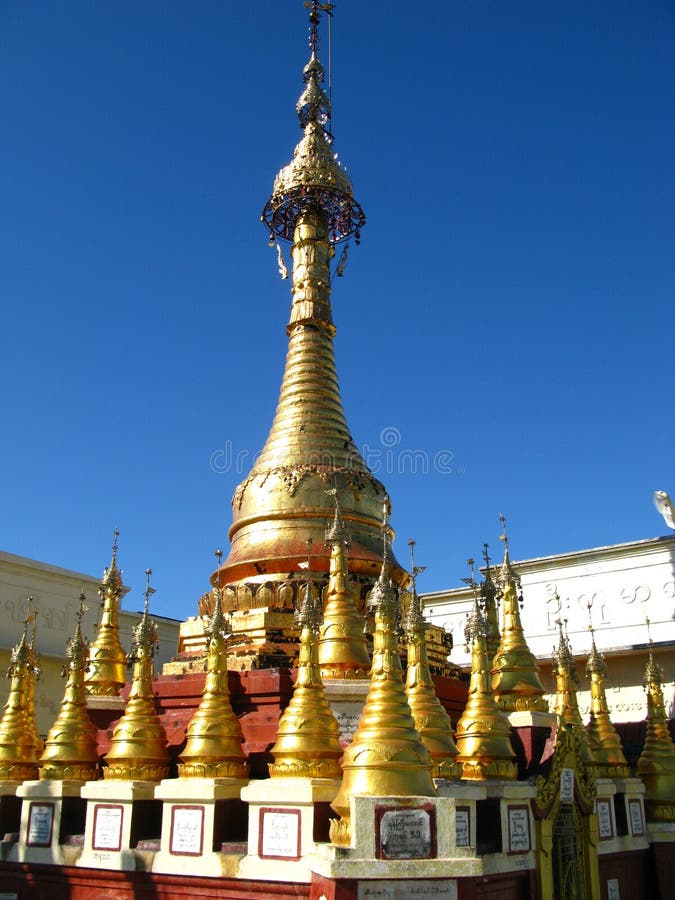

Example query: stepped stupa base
[10,779,87,866]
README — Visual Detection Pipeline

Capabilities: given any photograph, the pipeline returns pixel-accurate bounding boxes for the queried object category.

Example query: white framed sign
[92,803,124,851]
[560,768,574,803]
[170,805,204,856]
[596,799,613,839]
[455,806,470,848]
[259,808,301,859]
[507,805,531,854]
[607,877,621,900]
[27,802,54,847]
[628,798,644,837]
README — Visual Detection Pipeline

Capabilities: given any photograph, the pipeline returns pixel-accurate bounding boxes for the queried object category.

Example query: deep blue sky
[2,2,673,620]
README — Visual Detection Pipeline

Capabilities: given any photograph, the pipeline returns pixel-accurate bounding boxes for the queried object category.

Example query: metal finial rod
[144,568,155,613]
[482,542,492,570]
[112,527,120,559]
[498,514,509,550]
[76,593,87,625]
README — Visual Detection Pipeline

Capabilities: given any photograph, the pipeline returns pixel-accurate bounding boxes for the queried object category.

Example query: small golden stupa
[479,544,501,664]
[85,529,128,696]
[551,617,592,763]
[330,503,435,846]
[269,540,342,778]
[318,491,371,680]
[39,593,99,782]
[26,609,44,756]
[403,540,460,779]
[637,618,675,822]
[103,570,170,782]
[491,517,547,713]
[584,605,629,779]
[178,552,248,779]
[0,603,42,782]
[454,561,517,781]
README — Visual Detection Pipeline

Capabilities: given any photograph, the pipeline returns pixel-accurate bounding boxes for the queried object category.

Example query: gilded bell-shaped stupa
[318,491,371,679]
[269,540,343,778]
[584,607,629,778]
[403,540,460,779]
[0,603,42,782]
[178,552,248,779]
[103,570,170,781]
[330,504,435,846]
[85,529,128,696]
[491,517,547,713]
[454,562,517,781]
[39,594,99,782]
[637,618,675,822]
[551,617,592,763]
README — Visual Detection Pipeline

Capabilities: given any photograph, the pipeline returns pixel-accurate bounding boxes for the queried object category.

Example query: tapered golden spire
[270,539,343,778]
[0,602,42,782]
[637,618,675,821]
[480,544,501,664]
[85,529,127,696]
[330,503,435,846]
[403,540,460,779]
[455,561,517,781]
[584,605,629,778]
[217,2,398,595]
[491,517,547,713]
[103,570,170,781]
[39,594,99,781]
[178,551,248,778]
[552,617,592,763]
[318,490,371,679]
[26,609,44,755]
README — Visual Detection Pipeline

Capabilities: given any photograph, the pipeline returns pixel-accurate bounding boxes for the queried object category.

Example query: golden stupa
[403,540,460,779]
[551,617,592,763]
[454,562,517,781]
[637,618,675,822]
[178,552,248,779]
[85,529,128,697]
[584,607,629,779]
[39,593,99,782]
[0,603,42,782]
[491,517,547,713]
[103,570,170,782]
[269,540,343,778]
[330,505,436,846]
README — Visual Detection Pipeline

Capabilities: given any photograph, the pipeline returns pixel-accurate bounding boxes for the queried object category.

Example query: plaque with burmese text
[259,807,301,859]
[26,802,54,847]
[375,804,436,860]
[455,806,470,847]
[507,805,531,854]
[92,804,124,851]
[596,799,613,839]
[357,881,457,900]
[170,805,204,856]
[628,799,644,837]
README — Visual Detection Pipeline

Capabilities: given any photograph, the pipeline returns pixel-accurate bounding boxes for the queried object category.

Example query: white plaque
[507,806,531,853]
[455,807,470,847]
[628,799,644,836]
[358,880,457,900]
[560,767,574,803]
[378,807,433,860]
[259,808,300,859]
[27,802,54,847]
[596,799,613,839]
[607,877,621,900]
[170,805,204,856]
[93,804,123,851]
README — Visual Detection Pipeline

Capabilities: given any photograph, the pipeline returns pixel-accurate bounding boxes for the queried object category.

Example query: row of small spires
[0,506,672,840]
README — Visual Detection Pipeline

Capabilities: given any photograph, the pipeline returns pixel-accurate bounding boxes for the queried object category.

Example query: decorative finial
[325,487,350,545]
[498,514,509,551]
[144,568,155,614]
[112,527,119,561]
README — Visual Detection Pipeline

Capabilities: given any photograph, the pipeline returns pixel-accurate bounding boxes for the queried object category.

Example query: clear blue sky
[2,2,673,621]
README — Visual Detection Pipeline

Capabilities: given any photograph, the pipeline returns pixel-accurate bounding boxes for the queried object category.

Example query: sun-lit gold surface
[480,545,501,664]
[0,607,42,782]
[552,619,592,763]
[491,526,547,713]
[269,569,342,779]
[85,532,127,697]
[454,583,517,781]
[26,615,44,756]
[39,594,99,781]
[178,586,248,779]
[103,574,170,782]
[330,522,435,846]
[637,624,675,822]
[584,616,629,778]
[318,496,371,680]
[403,541,460,779]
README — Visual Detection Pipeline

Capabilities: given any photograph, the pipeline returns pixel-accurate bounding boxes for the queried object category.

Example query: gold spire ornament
[39,594,99,782]
[26,608,44,755]
[269,539,342,778]
[0,603,42,782]
[491,517,547,713]
[637,618,675,822]
[85,529,128,696]
[480,544,501,664]
[178,552,248,779]
[318,490,371,679]
[552,617,592,763]
[330,503,435,846]
[454,561,517,781]
[103,570,170,782]
[403,540,460,779]
[584,605,629,778]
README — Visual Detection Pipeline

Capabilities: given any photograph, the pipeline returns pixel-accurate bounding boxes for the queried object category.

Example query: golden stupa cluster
[0,1,672,850]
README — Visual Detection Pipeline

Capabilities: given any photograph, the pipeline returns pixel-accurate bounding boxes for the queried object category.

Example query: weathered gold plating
[103,571,170,782]
[637,620,675,822]
[552,618,592,763]
[85,530,127,696]
[0,605,42,782]
[330,510,435,846]
[403,540,460,779]
[491,522,547,713]
[455,569,517,782]
[39,594,99,781]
